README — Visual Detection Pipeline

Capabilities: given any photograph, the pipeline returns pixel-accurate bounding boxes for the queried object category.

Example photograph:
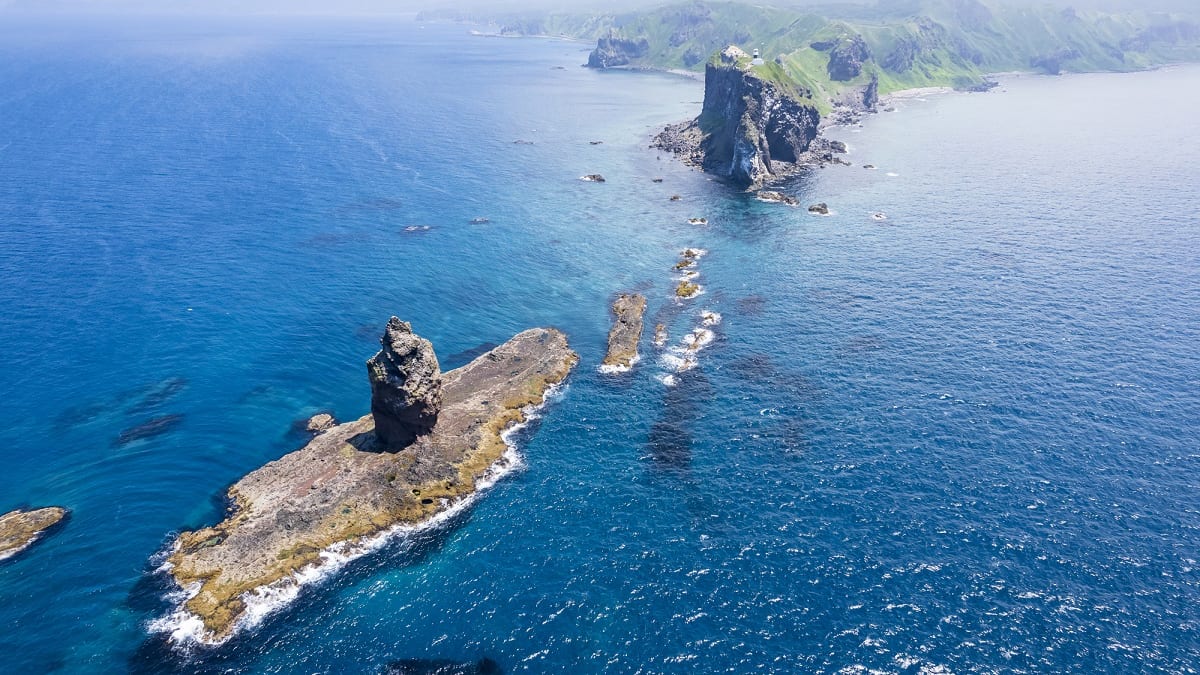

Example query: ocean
[1,15,1198,674]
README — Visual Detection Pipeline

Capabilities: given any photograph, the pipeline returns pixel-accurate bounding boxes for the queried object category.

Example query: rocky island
[160,318,577,644]
[0,507,67,561]
[601,293,646,373]
[654,46,827,189]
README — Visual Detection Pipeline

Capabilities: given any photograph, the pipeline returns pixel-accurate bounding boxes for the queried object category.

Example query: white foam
[149,385,561,649]
[700,310,722,327]
[598,354,639,374]
[871,212,888,221]
[682,328,714,351]
[887,172,900,177]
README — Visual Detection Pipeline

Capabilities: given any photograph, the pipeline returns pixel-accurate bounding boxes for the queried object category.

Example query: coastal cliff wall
[656,46,821,188]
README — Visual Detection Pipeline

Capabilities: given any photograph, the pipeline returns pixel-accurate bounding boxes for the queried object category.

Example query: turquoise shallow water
[1,16,1199,674]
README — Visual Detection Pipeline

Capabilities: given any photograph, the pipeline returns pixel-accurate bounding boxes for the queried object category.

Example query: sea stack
[161,319,578,644]
[367,317,443,449]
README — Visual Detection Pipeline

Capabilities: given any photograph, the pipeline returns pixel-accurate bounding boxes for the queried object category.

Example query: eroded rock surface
[654,45,821,188]
[0,507,66,561]
[602,294,647,371]
[367,318,443,450]
[165,323,577,642]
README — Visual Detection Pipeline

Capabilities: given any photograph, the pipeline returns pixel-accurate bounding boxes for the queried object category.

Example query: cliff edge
[654,46,824,189]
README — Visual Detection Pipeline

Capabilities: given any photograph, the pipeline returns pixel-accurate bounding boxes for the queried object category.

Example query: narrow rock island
[600,294,646,373]
[162,318,577,643]
[0,507,67,561]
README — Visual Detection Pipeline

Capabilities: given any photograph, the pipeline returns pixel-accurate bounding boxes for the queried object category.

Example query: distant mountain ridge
[421,0,1200,106]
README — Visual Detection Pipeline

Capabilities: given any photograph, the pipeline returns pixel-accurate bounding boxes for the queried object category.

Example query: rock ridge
[601,294,646,372]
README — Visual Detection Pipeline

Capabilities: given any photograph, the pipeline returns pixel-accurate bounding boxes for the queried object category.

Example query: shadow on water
[128,502,483,674]
[645,370,715,474]
[383,657,504,675]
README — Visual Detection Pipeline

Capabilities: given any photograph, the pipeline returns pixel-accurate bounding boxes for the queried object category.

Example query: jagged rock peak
[718,45,750,65]
[366,317,443,449]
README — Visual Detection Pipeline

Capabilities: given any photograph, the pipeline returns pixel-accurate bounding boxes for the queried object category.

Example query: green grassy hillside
[431,0,1200,103]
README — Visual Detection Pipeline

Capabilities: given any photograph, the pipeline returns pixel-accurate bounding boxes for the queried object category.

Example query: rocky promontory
[654,46,822,188]
[601,294,646,372]
[0,507,67,561]
[162,319,578,643]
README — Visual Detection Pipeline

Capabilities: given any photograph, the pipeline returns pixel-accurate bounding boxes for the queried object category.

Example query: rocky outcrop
[756,190,799,206]
[654,46,821,189]
[602,294,646,371]
[587,34,650,68]
[826,34,871,81]
[0,507,67,561]
[163,321,578,643]
[1030,47,1082,75]
[305,413,336,433]
[367,318,443,450]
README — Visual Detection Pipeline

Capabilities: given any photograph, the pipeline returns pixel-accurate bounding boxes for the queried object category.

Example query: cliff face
[658,46,820,188]
[587,34,650,68]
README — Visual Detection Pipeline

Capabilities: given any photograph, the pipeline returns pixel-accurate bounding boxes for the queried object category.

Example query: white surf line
[148,383,566,649]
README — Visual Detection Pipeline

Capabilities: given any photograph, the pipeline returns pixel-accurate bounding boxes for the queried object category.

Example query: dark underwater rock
[116,414,184,446]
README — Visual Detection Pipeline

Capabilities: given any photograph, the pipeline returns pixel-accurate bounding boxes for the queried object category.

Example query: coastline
[152,381,569,648]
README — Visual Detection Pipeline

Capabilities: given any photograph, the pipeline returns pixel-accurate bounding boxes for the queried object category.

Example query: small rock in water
[0,507,68,561]
[757,190,799,206]
[871,211,888,221]
[687,217,708,225]
[305,413,336,433]
[513,139,534,145]
[581,174,606,183]
[863,164,877,170]
[669,194,681,201]
[589,140,604,145]
[652,177,664,183]
[653,323,668,348]
[469,217,490,224]
[808,203,830,215]
[403,225,431,233]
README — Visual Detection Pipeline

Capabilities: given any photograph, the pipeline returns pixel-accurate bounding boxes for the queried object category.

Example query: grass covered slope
[447,0,1200,103]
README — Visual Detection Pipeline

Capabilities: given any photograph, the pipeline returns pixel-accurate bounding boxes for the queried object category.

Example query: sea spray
[148,383,565,649]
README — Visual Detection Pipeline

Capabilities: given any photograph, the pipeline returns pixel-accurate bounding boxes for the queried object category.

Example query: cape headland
[653,45,833,188]
[158,318,578,644]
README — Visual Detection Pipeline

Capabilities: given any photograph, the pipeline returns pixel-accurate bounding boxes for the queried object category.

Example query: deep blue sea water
[1,15,1199,674]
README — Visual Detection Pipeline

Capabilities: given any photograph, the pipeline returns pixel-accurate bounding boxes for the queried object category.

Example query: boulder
[305,413,336,433]
[808,202,830,215]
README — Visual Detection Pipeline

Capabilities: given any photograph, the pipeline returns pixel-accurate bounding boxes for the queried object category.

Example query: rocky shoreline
[0,507,67,561]
[157,319,578,644]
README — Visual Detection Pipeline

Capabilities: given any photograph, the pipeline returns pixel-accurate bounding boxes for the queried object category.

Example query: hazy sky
[1,0,1193,16]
